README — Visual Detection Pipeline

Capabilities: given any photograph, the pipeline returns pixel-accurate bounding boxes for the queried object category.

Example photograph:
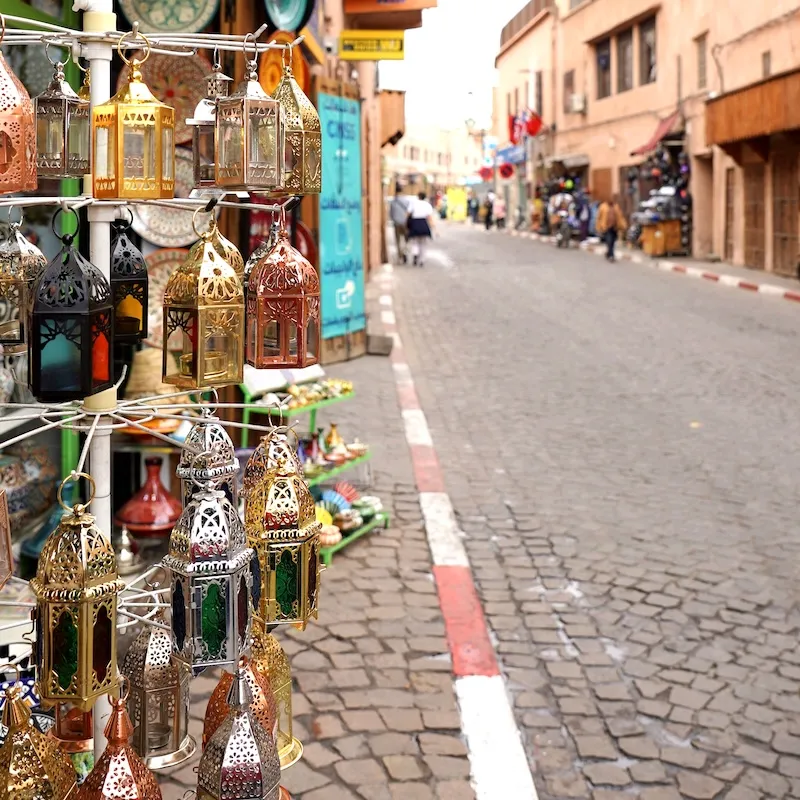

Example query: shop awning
[631,110,681,155]
[545,153,589,168]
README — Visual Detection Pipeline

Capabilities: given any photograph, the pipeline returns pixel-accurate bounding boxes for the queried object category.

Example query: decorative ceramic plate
[333,481,360,503]
[259,30,310,96]
[131,148,208,248]
[117,51,212,144]
[315,505,333,526]
[143,248,190,349]
[321,489,350,512]
[119,0,220,34]
[263,0,315,32]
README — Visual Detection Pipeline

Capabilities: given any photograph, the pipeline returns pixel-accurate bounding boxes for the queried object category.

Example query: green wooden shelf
[306,452,371,487]
[320,512,390,566]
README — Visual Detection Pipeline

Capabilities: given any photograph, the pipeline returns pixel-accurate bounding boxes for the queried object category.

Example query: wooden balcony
[380,90,406,147]
[343,0,436,30]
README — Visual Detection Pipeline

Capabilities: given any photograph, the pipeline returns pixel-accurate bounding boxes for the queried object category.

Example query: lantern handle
[51,207,80,243]
[112,673,130,705]
[282,43,293,69]
[242,32,259,62]
[44,40,69,69]
[5,206,22,227]
[118,27,151,68]
[112,207,135,231]
[57,471,96,513]
[212,47,221,71]
[143,566,167,591]
[0,662,21,691]
[191,206,216,240]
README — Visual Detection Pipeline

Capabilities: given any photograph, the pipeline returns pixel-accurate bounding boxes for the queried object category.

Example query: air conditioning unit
[569,93,587,114]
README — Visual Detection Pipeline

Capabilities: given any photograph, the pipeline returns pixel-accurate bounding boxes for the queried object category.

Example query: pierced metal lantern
[197,667,281,800]
[215,46,284,192]
[0,45,36,194]
[111,215,148,343]
[187,58,233,189]
[272,61,321,195]
[251,621,303,769]
[211,225,245,281]
[74,678,162,800]
[163,486,254,676]
[201,656,278,749]
[30,216,114,402]
[0,217,46,354]
[50,705,93,755]
[30,474,125,712]
[34,54,90,179]
[246,226,320,369]
[121,608,195,769]
[162,219,244,390]
[0,680,77,800]
[92,33,175,201]
[176,411,239,508]
[243,454,321,630]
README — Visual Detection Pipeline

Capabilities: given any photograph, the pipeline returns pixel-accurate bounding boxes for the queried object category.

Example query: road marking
[401,408,433,447]
[381,309,396,325]
[420,492,469,567]
[379,294,393,306]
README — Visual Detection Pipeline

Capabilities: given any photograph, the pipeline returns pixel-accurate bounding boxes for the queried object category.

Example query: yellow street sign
[339,30,405,61]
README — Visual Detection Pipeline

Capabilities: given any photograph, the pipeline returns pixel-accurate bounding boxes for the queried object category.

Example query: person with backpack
[596,195,627,262]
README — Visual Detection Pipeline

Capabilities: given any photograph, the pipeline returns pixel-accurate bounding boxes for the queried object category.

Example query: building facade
[494,0,800,274]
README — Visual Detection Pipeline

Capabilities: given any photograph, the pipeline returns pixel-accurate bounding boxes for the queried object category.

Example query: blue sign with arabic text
[318,92,366,340]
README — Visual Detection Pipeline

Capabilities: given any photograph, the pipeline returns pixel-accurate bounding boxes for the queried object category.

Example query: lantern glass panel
[123,123,155,181]
[306,319,318,360]
[94,126,113,179]
[179,675,190,741]
[194,125,215,184]
[53,608,78,690]
[92,312,111,388]
[250,111,277,168]
[237,575,248,647]
[116,291,143,336]
[262,320,279,359]
[218,113,243,179]
[275,549,298,618]
[201,582,226,659]
[287,323,298,358]
[68,107,89,171]
[93,604,112,683]
[162,126,173,181]
[40,322,82,393]
[37,104,64,163]
[173,578,186,652]
[164,310,197,385]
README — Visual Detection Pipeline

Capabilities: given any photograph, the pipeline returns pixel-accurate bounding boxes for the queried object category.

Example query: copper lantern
[246,226,320,369]
[111,214,148,343]
[0,34,36,194]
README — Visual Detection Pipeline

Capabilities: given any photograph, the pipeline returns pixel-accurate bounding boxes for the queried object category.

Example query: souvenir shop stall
[0,4,385,798]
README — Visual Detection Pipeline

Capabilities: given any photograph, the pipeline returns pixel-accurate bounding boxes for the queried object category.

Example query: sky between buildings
[379,0,528,131]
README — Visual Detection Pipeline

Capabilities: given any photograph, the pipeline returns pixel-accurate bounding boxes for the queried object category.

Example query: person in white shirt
[389,187,412,263]
[406,192,435,266]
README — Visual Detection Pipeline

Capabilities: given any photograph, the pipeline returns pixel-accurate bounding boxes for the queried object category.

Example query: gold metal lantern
[215,37,284,192]
[211,225,245,281]
[162,215,244,390]
[272,56,321,195]
[30,473,125,712]
[243,453,321,631]
[0,673,77,800]
[122,608,195,769]
[93,32,175,200]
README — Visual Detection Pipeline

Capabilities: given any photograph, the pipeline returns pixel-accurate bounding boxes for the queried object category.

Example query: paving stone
[389,785,435,800]
[640,789,682,800]
[629,761,668,783]
[335,758,388,785]
[618,735,659,759]
[582,764,631,787]
[676,772,725,800]
[545,775,591,798]
[282,762,333,793]
[378,709,423,732]
[546,661,584,679]
[669,686,710,710]
[382,755,424,781]
[574,735,618,759]
[343,710,388,732]
[418,733,467,757]
[660,746,707,769]
[303,741,343,768]
[369,733,421,757]
[593,683,630,701]
[774,733,800,755]
[435,780,476,800]
[736,743,778,770]
[423,755,471,780]
[304,787,359,800]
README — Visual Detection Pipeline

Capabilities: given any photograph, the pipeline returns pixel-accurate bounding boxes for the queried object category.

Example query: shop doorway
[771,147,799,277]
[724,167,735,262]
[743,163,766,270]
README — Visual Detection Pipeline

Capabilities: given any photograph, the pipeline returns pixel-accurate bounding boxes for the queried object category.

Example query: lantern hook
[57,471,96,513]
[44,40,69,69]
[212,47,222,71]
[0,662,21,692]
[113,673,131,705]
[112,207,135,231]
[191,206,217,240]
[282,43,293,69]
[118,26,151,68]
[51,206,80,242]
[143,566,167,591]
[5,206,22,227]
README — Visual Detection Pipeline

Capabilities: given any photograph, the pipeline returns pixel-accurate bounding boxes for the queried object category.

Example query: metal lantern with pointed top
[0,215,46,354]
[197,666,281,800]
[111,214,148,343]
[30,210,114,402]
[215,39,284,192]
[74,677,162,800]
[30,473,125,712]
[201,655,278,749]
[176,412,240,508]
[0,27,37,195]
[163,483,255,676]
[34,52,90,179]
[246,225,320,369]
[272,59,321,195]
[0,677,77,800]
[187,57,233,189]
[162,216,244,390]
[92,32,175,201]
[252,620,303,770]
[211,225,245,281]
[121,608,195,769]
[243,448,321,630]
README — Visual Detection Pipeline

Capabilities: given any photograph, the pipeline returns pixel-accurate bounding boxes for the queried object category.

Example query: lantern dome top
[164,489,252,573]
[122,610,182,691]
[100,60,169,109]
[211,227,245,280]
[273,66,321,133]
[244,462,319,540]
[249,229,319,297]
[163,236,244,308]
[33,241,112,314]
[0,224,46,281]
[35,62,81,104]
[242,430,303,502]
[177,414,239,482]
[111,221,148,279]
[0,52,37,193]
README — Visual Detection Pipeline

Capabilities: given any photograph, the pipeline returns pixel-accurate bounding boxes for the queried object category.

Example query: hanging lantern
[187,54,233,189]
[251,620,303,769]
[0,211,46,355]
[33,47,90,179]
[111,213,149,343]
[246,224,320,369]
[272,54,321,195]
[29,209,114,402]
[162,482,255,676]
[0,22,36,194]
[92,32,175,201]
[197,666,281,800]
[30,473,125,712]
[176,410,239,507]
[201,656,278,748]
[211,226,245,281]
[243,451,321,630]
[121,608,195,769]
[215,36,284,192]
[0,672,77,800]
[244,217,280,287]
[50,705,93,755]
[74,677,162,800]
[162,215,244,390]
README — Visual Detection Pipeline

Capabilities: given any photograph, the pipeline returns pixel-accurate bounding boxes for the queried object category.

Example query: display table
[641,219,685,257]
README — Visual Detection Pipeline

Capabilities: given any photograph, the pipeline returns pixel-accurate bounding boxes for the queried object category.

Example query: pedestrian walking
[407,191,435,266]
[484,191,495,230]
[468,192,479,224]
[596,195,627,262]
[493,195,507,230]
[389,187,412,264]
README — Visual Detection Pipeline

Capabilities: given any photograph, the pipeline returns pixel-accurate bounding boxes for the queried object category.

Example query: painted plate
[321,489,351,512]
[117,51,212,144]
[144,248,190,349]
[119,0,220,34]
[315,505,333,526]
[259,30,311,96]
[263,0,315,32]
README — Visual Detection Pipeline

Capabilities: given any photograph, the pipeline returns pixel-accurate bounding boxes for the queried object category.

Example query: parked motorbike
[555,210,581,248]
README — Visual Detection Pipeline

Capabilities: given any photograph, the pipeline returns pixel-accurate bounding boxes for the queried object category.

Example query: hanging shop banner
[339,30,404,61]
[318,91,366,340]
[344,0,437,12]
